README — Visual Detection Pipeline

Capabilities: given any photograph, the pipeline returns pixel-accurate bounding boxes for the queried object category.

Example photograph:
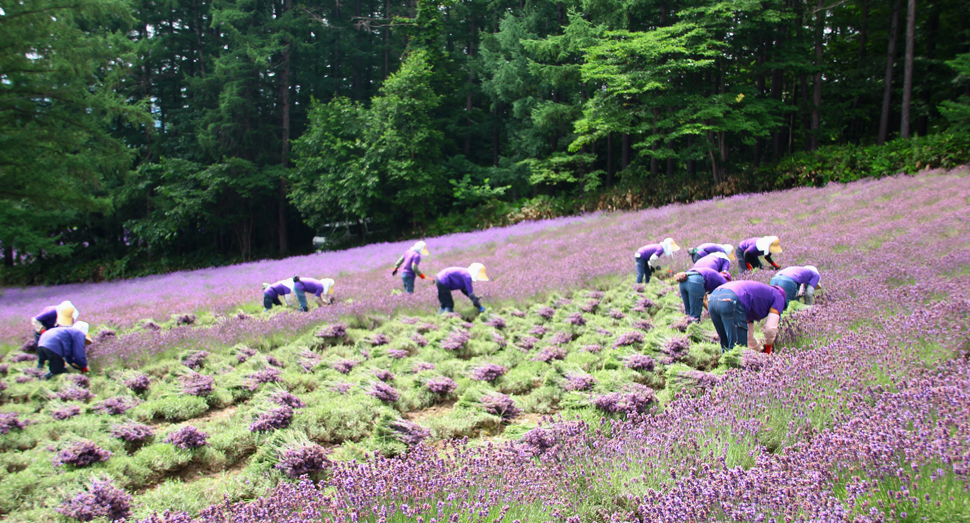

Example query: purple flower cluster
[93,396,141,415]
[416,322,439,333]
[491,331,507,348]
[410,334,429,348]
[389,419,431,446]
[632,297,657,312]
[671,315,693,332]
[56,441,112,467]
[625,353,656,371]
[316,323,347,338]
[142,320,162,331]
[51,405,82,420]
[275,444,329,478]
[471,363,508,382]
[536,306,555,320]
[165,425,209,449]
[20,339,37,353]
[124,373,151,393]
[10,353,36,363]
[266,355,284,368]
[367,382,400,403]
[509,309,526,318]
[332,359,359,374]
[480,393,521,420]
[94,329,117,344]
[249,406,294,432]
[175,313,196,326]
[550,330,573,345]
[330,382,353,394]
[369,333,390,346]
[592,383,656,414]
[0,412,26,434]
[412,362,435,373]
[425,376,458,395]
[182,373,214,396]
[528,325,547,337]
[631,319,653,332]
[583,344,603,353]
[67,374,90,388]
[270,390,307,409]
[181,351,209,370]
[56,387,95,402]
[236,346,258,363]
[372,369,394,381]
[110,422,154,443]
[608,308,626,319]
[533,346,567,362]
[246,367,282,389]
[564,373,597,391]
[613,331,644,348]
[565,312,586,326]
[485,316,506,329]
[56,478,131,522]
[580,300,600,313]
[516,336,539,350]
[661,336,691,363]
[441,330,471,351]
[387,348,411,359]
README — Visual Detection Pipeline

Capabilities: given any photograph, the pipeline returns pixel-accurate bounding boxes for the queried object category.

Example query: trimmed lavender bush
[10,353,36,363]
[485,316,506,329]
[330,382,353,394]
[426,376,458,395]
[416,322,439,333]
[564,373,597,391]
[266,355,284,368]
[491,332,507,348]
[580,300,600,313]
[123,373,151,393]
[631,319,653,332]
[56,441,112,467]
[246,367,283,389]
[182,351,209,370]
[270,391,307,409]
[110,422,154,443]
[56,387,95,402]
[592,383,656,415]
[533,346,567,362]
[412,362,435,373]
[388,348,411,359]
[0,412,26,434]
[141,320,162,331]
[661,336,691,363]
[613,331,644,348]
[373,369,394,381]
[236,346,258,363]
[565,312,586,326]
[536,306,555,320]
[389,419,431,446]
[632,297,657,312]
[471,363,508,382]
[67,374,90,388]
[93,396,141,416]
[516,336,540,351]
[56,478,131,522]
[249,406,294,432]
[608,309,626,320]
[625,353,656,371]
[441,330,471,351]
[480,393,521,420]
[528,325,548,337]
[94,329,117,344]
[410,333,430,348]
[332,359,359,374]
[370,334,390,346]
[367,382,400,403]
[518,421,585,456]
[175,313,196,326]
[583,344,603,353]
[316,323,347,338]
[165,425,209,449]
[51,405,82,421]
[276,444,329,479]
[20,339,37,353]
[182,373,214,396]
[550,330,573,345]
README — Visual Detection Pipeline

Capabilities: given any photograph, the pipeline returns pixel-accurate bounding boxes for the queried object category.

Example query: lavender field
[0,169,968,522]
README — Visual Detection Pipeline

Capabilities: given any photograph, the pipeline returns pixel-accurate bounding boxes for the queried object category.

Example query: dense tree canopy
[1,0,969,283]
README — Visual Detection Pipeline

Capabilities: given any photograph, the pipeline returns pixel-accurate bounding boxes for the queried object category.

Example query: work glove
[770,262,781,270]
[429,278,436,284]
[391,268,398,276]
[746,263,754,271]
[762,344,773,355]
[477,306,486,313]
[82,366,90,373]
[419,273,426,279]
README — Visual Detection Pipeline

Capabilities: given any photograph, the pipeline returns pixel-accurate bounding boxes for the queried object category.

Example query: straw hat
[74,321,94,345]
[756,236,782,255]
[721,244,736,260]
[662,238,681,256]
[322,278,336,295]
[468,263,489,282]
[55,301,79,327]
[413,241,430,255]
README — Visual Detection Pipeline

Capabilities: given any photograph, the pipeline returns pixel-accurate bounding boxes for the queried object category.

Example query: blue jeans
[38,346,67,376]
[293,286,308,311]
[679,273,706,321]
[770,274,798,309]
[263,293,282,311]
[635,258,654,284]
[402,274,416,294]
[708,288,748,353]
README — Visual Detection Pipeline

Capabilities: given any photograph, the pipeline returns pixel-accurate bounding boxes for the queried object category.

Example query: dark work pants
[708,288,748,353]
[436,280,455,312]
[38,346,67,376]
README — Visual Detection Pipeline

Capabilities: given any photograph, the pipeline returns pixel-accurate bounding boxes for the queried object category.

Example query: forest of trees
[2,0,969,283]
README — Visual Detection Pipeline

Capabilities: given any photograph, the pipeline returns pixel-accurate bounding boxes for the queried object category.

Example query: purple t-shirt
[738,237,761,256]
[38,327,88,369]
[636,244,664,259]
[295,278,325,296]
[778,267,820,287]
[687,268,729,293]
[695,243,726,258]
[264,282,292,298]
[693,254,730,273]
[436,267,474,295]
[720,281,786,322]
[34,306,59,329]
[400,250,422,277]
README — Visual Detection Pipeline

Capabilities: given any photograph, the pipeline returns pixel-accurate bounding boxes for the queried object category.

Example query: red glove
[81,366,90,373]
[770,262,781,270]
[762,344,773,355]
[391,268,398,276]
[746,263,754,271]
[419,274,426,279]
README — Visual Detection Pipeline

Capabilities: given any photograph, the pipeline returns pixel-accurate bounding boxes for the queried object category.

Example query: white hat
[322,278,336,295]
[711,252,730,261]
[805,265,820,284]
[262,283,270,290]
[74,321,94,344]
[755,236,782,255]
[661,238,681,256]
[468,263,489,282]
[55,301,79,327]
[412,241,430,255]
[721,244,736,260]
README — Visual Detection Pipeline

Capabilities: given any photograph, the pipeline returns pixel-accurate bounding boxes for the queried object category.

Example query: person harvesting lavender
[738,236,782,272]
[634,238,681,284]
[37,321,93,379]
[289,277,336,311]
[262,278,296,312]
[435,263,488,314]
[392,241,431,294]
[675,268,731,323]
[688,243,735,263]
[692,252,732,273]
[770,265,820,307]
[707,281,787,354]
[30,301,80,343]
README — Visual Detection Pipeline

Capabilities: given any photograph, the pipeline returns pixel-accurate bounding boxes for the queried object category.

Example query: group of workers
[29,301,92,379]
[391,241,489,314]
[262,276,336,312]
[637,235,820,354]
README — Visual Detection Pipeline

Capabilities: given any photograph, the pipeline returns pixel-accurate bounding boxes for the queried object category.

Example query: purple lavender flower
[93,329,116,344]
[266,355,285,368]
[587,291,605,299]
[518,421,585,456]
[584,344,603,353]
[246,367,283,389]
[236,346,258,363]
[565,312,586,326]
[181,373,214,396]
[15,376,33,384]
[56,387,96,402]
[613,331,644,348]
[175,313,196,326]
[536,307,555,320]
[416,322,439,333]
[56,441,112,467]
[425,376,458,395]
[471,363,508,382]
[182,351,209,370]
[671,316,693,332]
[609,309,626,319]
[20,339,37,353]
[93,396,141,416]
[516,336,540,351]
[110,422,154,443]
[24,367,45,378]
[625,353,656,371]
[592,384,656,415]
[550,330,573,345]
[332,359,359,374]
[632,319,654,332]
[123,373,151,394]
[632,297,657,313]
[270,390,307,409]
[480,393,521,420]
[564,373,597,391]
[56,478,131,522]
[0,364,8,376]
[370,333,390,346]
[10,353,37,363]
[51,405,82,421]
[67,374,90,388]
[595,327,613,337]
[441,330,471,351]
[388,348,411,359]
[390,419,431,446]
[276,444,330,478]
[400,317,418,324]
[367,382,400,403]
[509,310,526,318]
[529,325,548,337]
[0,412,26,434]
[661,336,691,363]
[632,284,645,293]
[485,316,507,329]
[249,406,294,432]
[142,320,162,331]
[373,369,395,381]
[165,425,209,449]
[316,323,347,338]
[533,346,567,362]
[491,331,507,348]
[330,382,353,394]
[580,300,600,313]
[412,362,435,373]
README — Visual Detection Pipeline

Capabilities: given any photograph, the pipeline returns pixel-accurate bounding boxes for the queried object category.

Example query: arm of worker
[762,311,781,346]
[647,253,663,269]
[31,318,45,333]
[412,262,427,280]
[764,254,780,269]
[392,256,404,275]
[803,285,816,305]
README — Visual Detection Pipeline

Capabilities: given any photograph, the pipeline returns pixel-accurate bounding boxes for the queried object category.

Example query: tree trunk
[465,15,476,156]
[334,0,341,95]
[918,6,938,136]
[686,136,696,176]
[878,0,901,145]
[278,0,292,255]
[384,0,391,79]
[622,134,631,169]
[666,106,675,176]
[3,244,13,268]
[606,132,614,187]
[651,109,659,176]
[771,33,785,160]
[900,0,916,139]
[354,0,363,100]
[849,0,869,141]
[492,102,500,166]
[810,0,824,151]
